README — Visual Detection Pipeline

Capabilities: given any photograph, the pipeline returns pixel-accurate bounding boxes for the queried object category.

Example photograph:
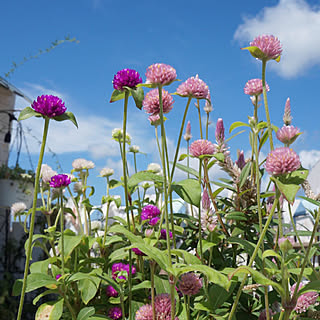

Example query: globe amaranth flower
[106,285,118,297]
[189,139,215,157]
[145,63,177,86]
[250,34,282,61]
[112,128,131,144]
[147,163,162,174]
[55,274,62,280]
[40,164,57,184]
[112,68,142,91]
[160,229,173,240]
[72,158,95,171]
[178,273,203,296]
[276,125,300,145]
[176,74,209,99]
[148,114,161,126]
[183,121,192,141]
[141,204,161,220]
[49,174,71,188]
[108,306,122,320]
[31,95,66,118]
[149,217,160,226]
[129,145,140,153]
[291,283,319,314]
[283,97,293,125]
[143,88,174,115]
[154,293,179,320]
[244,79,270,96]
[99,167,114,177]
[135,304,153,320]
[132,247,146,256]
[11,202,27,218]
[91,220,102,231]
[265,147,301,176]
[112,262,136,280]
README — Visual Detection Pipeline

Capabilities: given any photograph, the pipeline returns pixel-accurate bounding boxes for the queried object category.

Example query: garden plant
[11,34,320,320]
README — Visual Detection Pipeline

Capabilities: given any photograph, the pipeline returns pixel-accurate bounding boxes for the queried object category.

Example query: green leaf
[128,171,163,189]
[208,281,237,310]
[58,234,83,257]
[131,280,152,292]
[77,307,95,320]
[12,279,23,296]
[229,121,250,133]
[241,46,266,60]
[174,163,199,178]
[109,89,127,103]
[178,154,188,161]
[225,211,248,222]
[271,168,309,204]
[26,273,56,293]
[262,249,282,261]
[53,111,78,128]
[171,249,201,265]
[35,299,64,320]
[171,179,201,207]
[33,289,59,305]
[18,106,41,121]
[109,179,123,189]
[213,153,225,162]
[225,130,246,143]
[299,196,320,207]
[297,280,320,296]
[30,258,53,274]
[239,162,251,188]
[125,86,144,110]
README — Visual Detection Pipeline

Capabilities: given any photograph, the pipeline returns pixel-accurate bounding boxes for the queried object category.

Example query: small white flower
[72,158,95,171]
[147,163,162,174]
[91,220,102,231]
[112,128,131,144]
[129,145,140,153]
[11,202,27,218]
[41,164,57,184]
[100,167,114,177]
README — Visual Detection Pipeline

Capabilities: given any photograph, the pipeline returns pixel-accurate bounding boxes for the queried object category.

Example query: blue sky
[1,0,320,204]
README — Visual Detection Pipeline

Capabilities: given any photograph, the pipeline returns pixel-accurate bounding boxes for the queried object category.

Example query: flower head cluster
[201,209,217,232]
[135,304,153,320]
[189,139,215,157]
[108,306,122,320]
[291,283,319,314]
[183,121,192,141]
[160,229,173,240]
[72,158,95,171]
[40,164,57,184]
[148,114,161,126]
[106,285,118,297]
[143,88,174,115]
[112,68,142,91]
[145,63,177,86]
[176,75,209,99]
[283,98,293,125]
[147,163,162,174]
[112,262,136,281]
[276,125,300,145]
[11,202,27,218]
[141,204,161,221]
[132,247,146,256]
[129,145,140,153]
[49,174,71,189]
[178,273,203,296]
[31,95,66,118]
[99,167,114,177]
[244,79,269,96]
[265,147,300,176]
[112,128,131,144]
[250,35,282,61]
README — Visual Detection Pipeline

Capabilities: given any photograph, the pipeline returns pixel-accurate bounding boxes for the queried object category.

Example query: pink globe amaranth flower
[189,139,215,157]
[132,247,146,256]
[291,283,319,314]
[141,204,161,221]
[276,125,300,145]
[176,74,209,99]
[265,147,301,176]
[112,68,142,91]
[160,229,172,240]
[143,88,174,115]
[106,285,118,297]
[108,306,122,320]
[149,216,160,226]
[283,97,293,125]
[31,95,66,118]
[148,114,161,126]
[178,273,202,296]
[244,79,270,96]
[49,174,71,188]
[154,293,173,319]
[145,63,177,86]
[250,34,282,61]
[135,304,153,320]
[183,121,192,141]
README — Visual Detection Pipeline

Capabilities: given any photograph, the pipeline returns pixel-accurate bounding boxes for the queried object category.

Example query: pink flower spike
[235,150,246,170]
[183,121,192,141]
[244,79,270,96]
[250,34,282,61]
[215,118,225,145]
[276,125,300,145]
[143,88,174,115]
[202,189,211,211]
[145,63,177,86]
[291,283,319,314]
[176,74,209,99]
[283,97,293,125]
[189,139,215,157]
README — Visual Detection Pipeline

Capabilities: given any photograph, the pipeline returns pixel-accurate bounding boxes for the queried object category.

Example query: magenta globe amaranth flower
[55,274,62,280]
[178,273,202,296]
[106,285,118,297]
[265,147,300,176]
[112,68,142,91]
[189,139,215,157]
[108,306,122,320]
[244,79,270,96]
[250,34,282,61]
[160,229,172,240]
[176,74,209,99]
[291,283,319,314]
[143,88,174,115]
[149,217,160,226]
[141,204,161,221]
[276,125,300,145]
[132,247,146,256]
[145,63,177,86]
[31,95,66,118]
[49,174,71,188]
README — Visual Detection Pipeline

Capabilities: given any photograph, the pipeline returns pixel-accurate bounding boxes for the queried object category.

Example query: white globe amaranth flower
[112,128,131,144]
[11,202,27,218]
[147,163,162,174]
[129,145,140,153]
[72,158,95,171]
[40,164,57,184]
[73,182,83,193]
[100,167,114,177]
[91,220,102,231]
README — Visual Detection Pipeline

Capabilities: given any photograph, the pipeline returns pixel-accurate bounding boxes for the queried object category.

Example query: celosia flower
[149,217,160,226]
[202,189,211,211]
[145,63,177,86]
[143,88,174,115]
[147,163,162,174]
[189,139,215,157]
[265,147,300,176]
[235,150,246,170]
[244,79,270,96]
[132,247,146,256]
[111,128,132,144]
[49,174,71,188]
[215,118,225,145]
[135,304,153,320]
[100,167,114,177]
[141,204,161,220]
[250,35,282,61]
[55,274,62,280]
[40,164,57,184]
[183,121,192,141]
[11,202,27,218]
[283,97,292,125]
[203,91,213,113]
[108,306,122,320]
[160,229,173,240]
[112,68,142,91]
[201,209,217,232]
[276,125,300,145]
[178,273,202,296]
[176,74,209,99]
[106,285,118,297]
[72,158,95,171]
[291,283,319,314]
[31,95,66,118]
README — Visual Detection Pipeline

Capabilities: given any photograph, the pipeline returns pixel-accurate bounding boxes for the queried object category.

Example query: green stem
[133,153,142,214]
[17,118,50,320]
[103,202,110,247]
[262,60,274,151]
[205,112,209,140]
[120,285,125,320]
[196,99,203,139]
[198,160,203,264]
[60,190,65,275]
[151,262,156,320]
[64,296,77,320]
[187,140,190,180]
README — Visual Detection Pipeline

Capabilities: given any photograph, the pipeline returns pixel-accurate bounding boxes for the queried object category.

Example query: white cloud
[234,0,320,78]
[299,149,320,169]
